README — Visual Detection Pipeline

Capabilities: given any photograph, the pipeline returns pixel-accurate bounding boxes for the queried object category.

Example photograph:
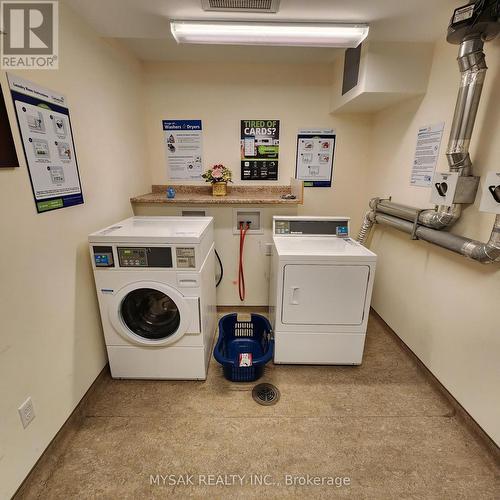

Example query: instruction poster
[410,122,445,187]
[240,120,279,180]
[8,74,84,213]
[295,128,336,187]
[163,120,203,180]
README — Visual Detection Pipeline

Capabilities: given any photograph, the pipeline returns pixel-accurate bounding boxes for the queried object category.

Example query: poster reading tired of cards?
[241,120,279,181]
[163,120,203,180]
[295,128,336,187]
[8,74,84,213]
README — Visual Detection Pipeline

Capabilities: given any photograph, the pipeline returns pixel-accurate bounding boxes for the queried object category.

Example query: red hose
[238,222,250,301]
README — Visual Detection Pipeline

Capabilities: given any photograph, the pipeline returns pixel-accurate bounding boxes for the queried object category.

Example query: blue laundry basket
[213,313,274,382]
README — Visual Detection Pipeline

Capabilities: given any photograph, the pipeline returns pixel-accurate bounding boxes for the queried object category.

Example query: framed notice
[163,120,203,180]
[8,74,83,213]
[240,120,279,180]
[295,128,336,187]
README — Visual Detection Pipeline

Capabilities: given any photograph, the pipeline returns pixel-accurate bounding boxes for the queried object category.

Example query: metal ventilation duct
[357,0,500,264]
[201,0,280,13]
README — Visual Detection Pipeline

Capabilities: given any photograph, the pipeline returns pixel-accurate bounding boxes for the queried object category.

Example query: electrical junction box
[430,172,479,205]
[479,171,500,214]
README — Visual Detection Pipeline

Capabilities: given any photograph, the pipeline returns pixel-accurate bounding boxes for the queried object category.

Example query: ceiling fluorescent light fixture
[170,21,369,48]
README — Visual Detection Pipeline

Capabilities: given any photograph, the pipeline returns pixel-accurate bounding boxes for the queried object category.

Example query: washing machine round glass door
[110,281,193,346]
[121,288,180,340]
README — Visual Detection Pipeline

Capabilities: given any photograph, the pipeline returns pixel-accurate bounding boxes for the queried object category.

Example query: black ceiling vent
[201,0,280,13]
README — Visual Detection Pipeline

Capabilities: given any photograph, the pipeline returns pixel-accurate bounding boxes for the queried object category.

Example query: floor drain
[252,383,280,406]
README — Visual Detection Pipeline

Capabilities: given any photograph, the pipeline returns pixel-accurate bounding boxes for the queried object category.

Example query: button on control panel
[118,248,148,267]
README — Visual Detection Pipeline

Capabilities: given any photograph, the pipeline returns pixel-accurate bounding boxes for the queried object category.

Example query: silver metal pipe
[375,199,462,230]
[376,200,420,222]
[356,198,379,244]
[357,210,376,244]
[373,212,500,264]
[418,204,462,229]
[460,214,500,263]
[418,36,487,229]
[356,20,500,264]
[374,213,413,234]
[447,36,487,174]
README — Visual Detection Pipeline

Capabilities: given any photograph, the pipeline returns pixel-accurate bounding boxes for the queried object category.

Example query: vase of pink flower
[202,164,233,196]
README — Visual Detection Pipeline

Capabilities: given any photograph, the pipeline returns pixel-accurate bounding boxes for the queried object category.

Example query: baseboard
[371,308,500,460]
[13,365,110,499]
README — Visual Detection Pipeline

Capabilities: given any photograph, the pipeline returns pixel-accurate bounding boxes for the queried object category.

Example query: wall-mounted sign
[410,122,445,187]
[295,128,336,187]
[430,171,459,206]
[240,119,279,180]
[8,74,83,213]
[163,120,203,180]
[479,171,500,215]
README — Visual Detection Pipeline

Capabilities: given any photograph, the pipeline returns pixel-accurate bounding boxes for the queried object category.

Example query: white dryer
[269,216,377,365]
[89,216,216,380]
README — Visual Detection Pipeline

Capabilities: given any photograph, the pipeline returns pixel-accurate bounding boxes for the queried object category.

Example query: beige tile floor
[17,313,500,499]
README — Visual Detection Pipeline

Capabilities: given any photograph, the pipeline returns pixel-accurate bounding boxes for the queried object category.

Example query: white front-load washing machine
[89,216,217,380]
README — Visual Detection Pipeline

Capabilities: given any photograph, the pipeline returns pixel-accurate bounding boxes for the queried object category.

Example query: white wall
[137,62,373,304]
[142,61,372,226]
[0,4,148,498]
[366,38,500,445]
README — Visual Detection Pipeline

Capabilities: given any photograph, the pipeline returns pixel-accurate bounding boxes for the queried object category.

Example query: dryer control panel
[274,217,350,237]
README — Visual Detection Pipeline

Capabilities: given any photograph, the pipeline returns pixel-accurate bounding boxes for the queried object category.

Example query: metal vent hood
[201,0,280,13]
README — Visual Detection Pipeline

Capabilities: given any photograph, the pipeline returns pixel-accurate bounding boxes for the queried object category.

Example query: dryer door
[109,281,194,346]
[281,264,370,326]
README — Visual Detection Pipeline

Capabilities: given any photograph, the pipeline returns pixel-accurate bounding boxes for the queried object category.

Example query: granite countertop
[130,180,303,205]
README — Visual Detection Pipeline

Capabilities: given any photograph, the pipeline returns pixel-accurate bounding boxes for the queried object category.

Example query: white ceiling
[64,0,461,63]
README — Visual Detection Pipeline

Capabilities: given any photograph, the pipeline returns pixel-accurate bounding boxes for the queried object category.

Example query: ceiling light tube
[170,20,369,48]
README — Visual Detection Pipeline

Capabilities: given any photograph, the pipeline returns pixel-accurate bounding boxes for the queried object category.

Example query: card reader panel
[93,246,114,267]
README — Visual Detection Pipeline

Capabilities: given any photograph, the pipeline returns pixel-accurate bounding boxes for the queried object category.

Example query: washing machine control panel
[118,248,148,267]
[117,247,173,268]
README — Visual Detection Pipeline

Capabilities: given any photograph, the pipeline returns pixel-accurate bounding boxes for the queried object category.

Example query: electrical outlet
[18,397,35,429]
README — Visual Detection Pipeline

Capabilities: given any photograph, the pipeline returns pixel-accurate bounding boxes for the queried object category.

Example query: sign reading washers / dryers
[163,120,203,180]
[8,74,84,213]
[240,120,279,180]
[295,128,336,187]
[479,172,500,214]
